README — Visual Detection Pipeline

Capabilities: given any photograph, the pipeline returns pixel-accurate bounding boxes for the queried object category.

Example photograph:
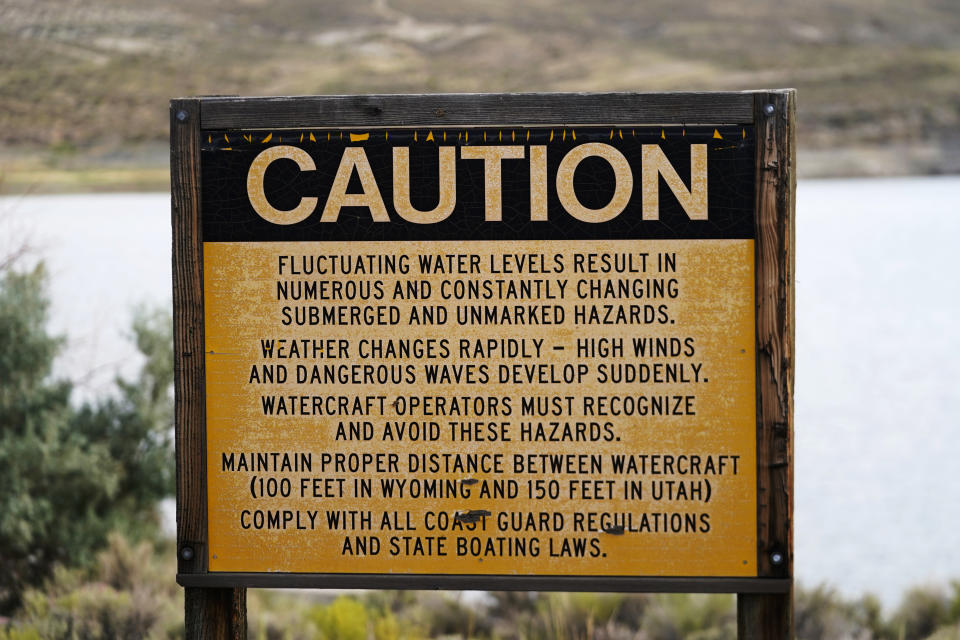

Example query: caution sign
[172,87,804,596]
[196,123,757,578]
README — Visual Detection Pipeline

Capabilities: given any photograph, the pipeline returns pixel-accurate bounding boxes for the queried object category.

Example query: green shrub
[372,610,400,640]
[891,586,951,640]
[310,596,369,640]
[0,263,174,613]
[0,534,181,640]
[639,593,736,640]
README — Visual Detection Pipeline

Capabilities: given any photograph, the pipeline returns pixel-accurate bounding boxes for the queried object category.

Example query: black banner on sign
[200,126,754,242]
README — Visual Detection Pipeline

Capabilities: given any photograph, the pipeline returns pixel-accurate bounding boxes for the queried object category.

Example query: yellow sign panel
[203,239,756,576]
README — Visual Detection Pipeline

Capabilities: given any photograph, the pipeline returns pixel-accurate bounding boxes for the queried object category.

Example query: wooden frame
[172,90,795,637]
[739,90,796,638]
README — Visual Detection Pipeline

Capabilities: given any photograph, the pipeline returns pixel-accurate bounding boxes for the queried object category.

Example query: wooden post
[738,590,793,640]
[737,89,796,639]
[185,588,247,639]
[171,97,248,638]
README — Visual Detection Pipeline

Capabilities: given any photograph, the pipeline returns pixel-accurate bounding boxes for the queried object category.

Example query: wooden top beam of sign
[200,92,755,130]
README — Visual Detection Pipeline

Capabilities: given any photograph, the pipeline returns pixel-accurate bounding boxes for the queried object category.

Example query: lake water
[2,176,958,607]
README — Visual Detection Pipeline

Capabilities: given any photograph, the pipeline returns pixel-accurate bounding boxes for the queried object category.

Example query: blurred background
[2,0,959,191]
[1,1,959,638]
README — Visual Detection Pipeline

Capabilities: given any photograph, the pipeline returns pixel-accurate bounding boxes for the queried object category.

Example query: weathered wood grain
[737,89,796,639]
[199,92,756,129]
[738,591,792,640]
[185,588,246,640]
[172,98,248,639]
[171,98,206,574]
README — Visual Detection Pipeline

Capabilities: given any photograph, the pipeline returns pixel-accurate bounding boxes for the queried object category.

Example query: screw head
[770,551,785,565]
[176,110,189,122]
[763,103,776,116]
[179,546,195,561]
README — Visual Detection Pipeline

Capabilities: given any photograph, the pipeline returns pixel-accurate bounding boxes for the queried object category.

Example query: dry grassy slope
[1,0,958,181]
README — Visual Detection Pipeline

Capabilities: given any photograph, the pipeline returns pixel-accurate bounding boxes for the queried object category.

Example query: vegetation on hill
[2,0,959,190]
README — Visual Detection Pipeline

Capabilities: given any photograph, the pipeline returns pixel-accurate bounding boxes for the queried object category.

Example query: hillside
[1,0,958,191]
